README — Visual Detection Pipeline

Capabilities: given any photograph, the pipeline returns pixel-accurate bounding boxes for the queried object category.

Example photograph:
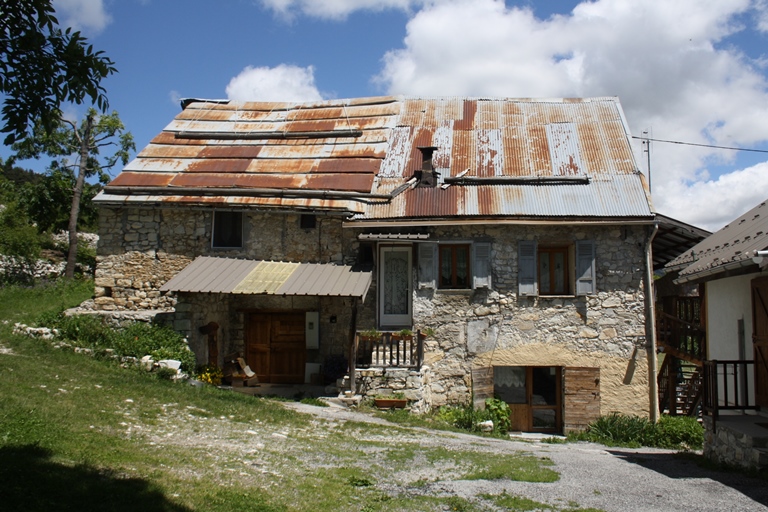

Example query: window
[300,214,316,229]
[518,240,595,296]
[212,211,243,248]
[439,244,470,289]
[538,246,569,295]
[418,241,491,290]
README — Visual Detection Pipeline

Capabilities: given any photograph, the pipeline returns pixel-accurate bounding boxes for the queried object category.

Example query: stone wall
[351,223,650,416]
[94,205,651,417]
[702,416,768,470]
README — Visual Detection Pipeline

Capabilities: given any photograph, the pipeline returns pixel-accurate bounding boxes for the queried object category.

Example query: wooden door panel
[563,367,600,433]
[246,312,306,384]
[752,278,768,408]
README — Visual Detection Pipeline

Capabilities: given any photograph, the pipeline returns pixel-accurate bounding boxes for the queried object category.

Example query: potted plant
[374,392,407,409]
[359,328,382,341]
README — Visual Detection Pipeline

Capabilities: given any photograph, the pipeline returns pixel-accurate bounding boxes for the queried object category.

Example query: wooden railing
[352,331,424,370]
[658,356,702,416]
[702,360,758,422]
[657,311,706,363]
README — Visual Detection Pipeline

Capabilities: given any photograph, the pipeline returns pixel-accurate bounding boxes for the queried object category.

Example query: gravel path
[284,401,768,512]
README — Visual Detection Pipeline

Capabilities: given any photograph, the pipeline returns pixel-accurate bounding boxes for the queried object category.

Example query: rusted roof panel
[99,95,651,220]
[160,256,372,299]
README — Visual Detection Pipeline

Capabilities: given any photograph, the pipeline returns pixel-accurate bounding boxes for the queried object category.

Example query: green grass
[567,413,704,450]
[0,280,561,511]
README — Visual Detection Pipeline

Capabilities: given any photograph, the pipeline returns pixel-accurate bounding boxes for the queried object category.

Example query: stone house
[666,198,768,468]
[92,95,657,434]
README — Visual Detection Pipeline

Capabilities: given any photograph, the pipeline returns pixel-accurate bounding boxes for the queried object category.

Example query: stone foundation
[703,415,768,470]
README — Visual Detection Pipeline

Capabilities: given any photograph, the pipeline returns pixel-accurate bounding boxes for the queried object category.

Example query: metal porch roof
[160,256,372,299]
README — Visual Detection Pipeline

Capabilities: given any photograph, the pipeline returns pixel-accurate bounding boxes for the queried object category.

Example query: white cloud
[260,0,423,20]
[225,64,324,102]
[54,0,112,34]
[369,0,768,230]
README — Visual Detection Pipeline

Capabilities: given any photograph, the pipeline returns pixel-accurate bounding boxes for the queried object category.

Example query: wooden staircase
[656,297,705,416]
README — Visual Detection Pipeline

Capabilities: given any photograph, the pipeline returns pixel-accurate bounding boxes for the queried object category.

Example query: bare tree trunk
[65,114,93,278]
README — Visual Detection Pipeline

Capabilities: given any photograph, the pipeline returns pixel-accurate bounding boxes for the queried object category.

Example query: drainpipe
[645,222,660,422]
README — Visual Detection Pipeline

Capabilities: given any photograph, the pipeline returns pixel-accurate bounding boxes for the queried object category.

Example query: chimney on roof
[416,146,438,188]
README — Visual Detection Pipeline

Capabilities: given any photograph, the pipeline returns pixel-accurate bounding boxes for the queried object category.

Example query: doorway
[494,366,562,432]
[245,312,306,384]
[752,277,768,408]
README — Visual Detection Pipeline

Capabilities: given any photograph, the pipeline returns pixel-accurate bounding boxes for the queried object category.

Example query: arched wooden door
[245,312,306,384]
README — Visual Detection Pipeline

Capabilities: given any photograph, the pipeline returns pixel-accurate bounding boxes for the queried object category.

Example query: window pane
[532,367,558,405]
[213,211,242,248]
[440,247,452,287]
[553,252,565,294]
[532,409,557,428]
[494,367,526,404]
[539,253,550,293]
[456,246,468,287]
[383,250,410,315]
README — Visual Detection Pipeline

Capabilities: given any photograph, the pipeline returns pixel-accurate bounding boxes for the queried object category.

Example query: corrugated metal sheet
[160,256,372,298]
[97,95,653,221]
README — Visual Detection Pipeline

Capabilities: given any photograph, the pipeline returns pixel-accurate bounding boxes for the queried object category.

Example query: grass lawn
[0,280,593,512]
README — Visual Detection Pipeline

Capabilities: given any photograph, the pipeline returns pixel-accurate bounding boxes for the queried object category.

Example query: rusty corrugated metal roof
[96,95,653,221]
[160,256,372,299]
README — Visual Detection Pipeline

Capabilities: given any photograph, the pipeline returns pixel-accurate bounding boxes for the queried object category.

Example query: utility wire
[632,136,768,154]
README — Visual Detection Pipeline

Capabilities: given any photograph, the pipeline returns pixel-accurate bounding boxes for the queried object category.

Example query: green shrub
[485,398,511,432]
[112,323,195,372]
[569,413,703,450]
[35,313,196,374]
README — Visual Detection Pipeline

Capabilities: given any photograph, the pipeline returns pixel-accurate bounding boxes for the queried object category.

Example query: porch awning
[160,256,372,300]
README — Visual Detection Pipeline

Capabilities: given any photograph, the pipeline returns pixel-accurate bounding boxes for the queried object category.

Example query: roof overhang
[160,256,372,301]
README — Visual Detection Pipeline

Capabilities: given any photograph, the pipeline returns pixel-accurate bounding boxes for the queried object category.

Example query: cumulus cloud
[225,64,324,102]
[54,0,112,34]
[261,0,422,20]
[370,0,768,230]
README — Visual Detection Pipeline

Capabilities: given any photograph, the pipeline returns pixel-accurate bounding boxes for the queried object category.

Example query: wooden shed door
[752,278,768,408]
[563,367,600,433]
[246,313,306,384]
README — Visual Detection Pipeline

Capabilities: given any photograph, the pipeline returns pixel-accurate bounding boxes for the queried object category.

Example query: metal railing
[702,360,758,422]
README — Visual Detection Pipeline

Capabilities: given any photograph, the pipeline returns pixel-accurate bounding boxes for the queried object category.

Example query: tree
[0,0,116,144]
[13,110,134,277]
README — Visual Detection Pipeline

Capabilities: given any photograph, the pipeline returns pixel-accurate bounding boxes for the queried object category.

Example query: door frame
[495,366,563,433]
[751,277,768,408]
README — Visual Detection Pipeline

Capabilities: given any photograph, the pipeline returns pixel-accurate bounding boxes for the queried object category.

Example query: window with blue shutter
[575,240,596,296]
[518,240,538,296]
[418,242,437,289]
[473,241,492,289]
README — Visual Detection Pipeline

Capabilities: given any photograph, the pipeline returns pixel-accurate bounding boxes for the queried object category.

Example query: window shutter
[472,242,492,289]
[518,240,537,296]
[575,240,596,296]
[418,242,437,289]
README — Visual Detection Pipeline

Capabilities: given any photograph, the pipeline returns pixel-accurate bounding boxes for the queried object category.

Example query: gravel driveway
[284,401,768,512]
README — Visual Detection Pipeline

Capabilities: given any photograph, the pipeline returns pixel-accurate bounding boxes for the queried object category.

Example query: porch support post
[349,298,359,394]
[645,222,660,422]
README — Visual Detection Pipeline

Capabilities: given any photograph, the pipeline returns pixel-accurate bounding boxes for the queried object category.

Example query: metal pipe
[644,221,660,423]
[101,185,393,200]
[174,129,363,140]
[443,175,590,185]
[346,218,656,228]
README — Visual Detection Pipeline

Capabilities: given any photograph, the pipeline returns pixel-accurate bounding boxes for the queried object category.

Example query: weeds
[568,413,703,450]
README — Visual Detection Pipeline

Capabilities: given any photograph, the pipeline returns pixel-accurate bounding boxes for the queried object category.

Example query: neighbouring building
[92,95,659,433]
[666,198,768,468]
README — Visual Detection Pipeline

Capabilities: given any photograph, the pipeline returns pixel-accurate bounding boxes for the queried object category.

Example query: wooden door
[752,277,768,407]
[563,367,600,433]
[246,312,306,384]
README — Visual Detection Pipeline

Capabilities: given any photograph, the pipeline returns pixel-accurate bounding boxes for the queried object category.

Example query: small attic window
[416,146,438,187]
[300,214,317,229]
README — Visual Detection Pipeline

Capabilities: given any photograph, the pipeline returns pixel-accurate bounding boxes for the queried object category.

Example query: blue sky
[7,0,768,232]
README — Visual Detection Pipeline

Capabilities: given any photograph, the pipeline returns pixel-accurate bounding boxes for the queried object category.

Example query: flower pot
[374,397,407,409]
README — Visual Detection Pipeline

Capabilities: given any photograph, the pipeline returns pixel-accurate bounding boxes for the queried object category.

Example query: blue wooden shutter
[575,240,596,296]
[473,242,492,289]
[518,240,537,296]
[418,242,437,289]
